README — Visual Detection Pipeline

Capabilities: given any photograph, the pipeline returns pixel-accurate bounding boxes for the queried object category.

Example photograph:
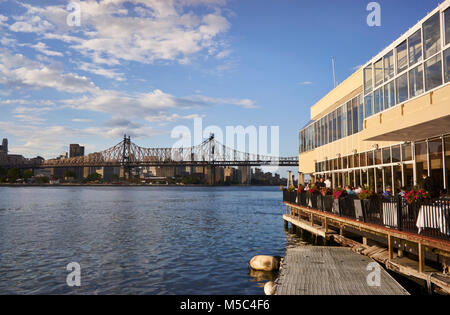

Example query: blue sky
[0,0,442,168]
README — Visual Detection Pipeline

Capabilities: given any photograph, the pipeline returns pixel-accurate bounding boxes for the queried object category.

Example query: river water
[0,186,308,294]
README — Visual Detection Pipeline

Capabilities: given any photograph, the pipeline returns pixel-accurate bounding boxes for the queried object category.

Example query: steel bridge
[1,135,298,169]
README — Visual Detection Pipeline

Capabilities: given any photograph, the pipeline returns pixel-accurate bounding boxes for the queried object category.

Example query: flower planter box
[298,191,307,206]
[332,199,340,215]
[339,196,356,218]
[353,199,365,222]
[322,195,333,213]
[309,193,319,209]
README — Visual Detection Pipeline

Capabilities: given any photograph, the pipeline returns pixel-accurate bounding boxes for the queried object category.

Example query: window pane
[429,139,444,192]
[409,64,424,98]
[383,51,395,81]
[367,151,374,166]
[408,29,422,66]
[444,47,450,83]
[364,65,373,95]
[358,95,364,131]
[383,147,391,164]
[332,111,337,142]
[352,97,358,133]
[425,54,443,91]
[445,8,450,46]
[341,104,347,138]
[375,149,382,165]
[374,88,383,113]
[423,12,441,59]
[374,59,383,87]
[392,145,401,163]
[328,114,333,143]
[336,108,342,140]
[396,41,408,74]
[347,101,353,136]
[396,73,408,103]
[402,143,412,161]
[365,94,373,118]
[360,152,367,167]
[384,81,396,109]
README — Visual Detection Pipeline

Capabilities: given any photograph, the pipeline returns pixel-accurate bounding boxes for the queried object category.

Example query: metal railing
[283,190,450,241]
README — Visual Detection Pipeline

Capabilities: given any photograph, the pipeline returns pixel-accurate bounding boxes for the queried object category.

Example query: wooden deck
[275,247,409,295]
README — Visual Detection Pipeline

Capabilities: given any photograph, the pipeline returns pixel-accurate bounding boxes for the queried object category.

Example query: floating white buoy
[249,255,281,271]
[264,281,276,295]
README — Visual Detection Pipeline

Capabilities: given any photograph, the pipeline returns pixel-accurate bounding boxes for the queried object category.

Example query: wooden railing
[283,190,450,242]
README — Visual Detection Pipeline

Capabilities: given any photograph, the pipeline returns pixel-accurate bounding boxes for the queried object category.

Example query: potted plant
[403,188,431,220]
[297,185,307,206]
[307,185,320,209]
[357,186,377,223]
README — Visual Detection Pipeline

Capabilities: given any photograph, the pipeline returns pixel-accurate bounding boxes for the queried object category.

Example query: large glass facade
[298,94,362,154]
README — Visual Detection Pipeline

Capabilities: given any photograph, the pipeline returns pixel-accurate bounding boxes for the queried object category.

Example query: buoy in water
[264,281,276,295]
[249,255,281,271]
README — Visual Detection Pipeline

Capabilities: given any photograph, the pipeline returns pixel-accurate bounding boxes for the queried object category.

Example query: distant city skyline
[0,0,442,162]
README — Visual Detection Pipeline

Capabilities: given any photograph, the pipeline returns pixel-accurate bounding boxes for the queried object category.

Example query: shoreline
[0,183,283,188]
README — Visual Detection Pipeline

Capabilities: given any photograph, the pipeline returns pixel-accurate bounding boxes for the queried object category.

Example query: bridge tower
[121,134,132,180]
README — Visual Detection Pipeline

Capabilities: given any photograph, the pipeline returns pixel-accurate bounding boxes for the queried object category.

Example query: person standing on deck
[421,171,439,199]
[324,177,331,188]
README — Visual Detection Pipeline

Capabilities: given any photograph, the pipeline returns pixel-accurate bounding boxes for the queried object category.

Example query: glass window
[360,152,367,167]
[425,54,443,91]
[384,81,395,109]
[429,139,444,192]
[374,88,383,113]
[367,151,374,166]
[358,95,364,132]
[328,113,333,144]
[354,154,360,168]
[341,104,347,138]
[444,47,450,83]
[336,108,342,140]
[364,65,373,95]
[343,156,348,169]
[332,111,337,142]
[445,8,450,46]
[396,41,408,74]
[408,29,422,66]
[402,143,412,161]
[409,64,424,98]
[382,147,391,164]
[383,50,395,81]
[423,12,441,59]
[375,149,382,165]
[396,73,408,104]
[415,141,428,183]
[352,97,358,134]
[365,94,373,118]
[347,101,353,136]
[392,145,401,163]
[374,59,383,87]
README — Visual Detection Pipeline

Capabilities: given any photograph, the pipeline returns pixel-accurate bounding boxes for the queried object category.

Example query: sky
[0,0,443,169]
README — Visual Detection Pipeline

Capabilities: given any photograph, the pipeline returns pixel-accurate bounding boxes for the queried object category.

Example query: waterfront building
[69,144,85,158]
[298,1,450,194]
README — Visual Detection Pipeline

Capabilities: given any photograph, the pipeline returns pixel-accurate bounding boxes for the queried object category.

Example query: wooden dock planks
[275,247,409,295]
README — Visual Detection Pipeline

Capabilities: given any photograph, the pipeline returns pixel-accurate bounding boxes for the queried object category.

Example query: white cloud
[72,118,93,123]
[31,42,63,57]
[0,49,96,93]
[11,0,231,66]
[299,81,313,86]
